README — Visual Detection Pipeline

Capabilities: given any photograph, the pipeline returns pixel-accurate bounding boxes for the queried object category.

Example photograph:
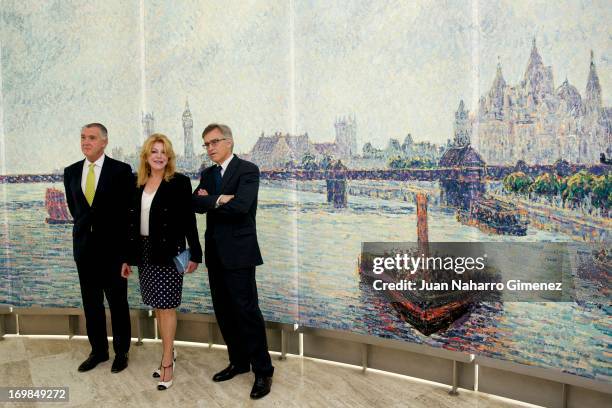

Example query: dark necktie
[214,165,222,194]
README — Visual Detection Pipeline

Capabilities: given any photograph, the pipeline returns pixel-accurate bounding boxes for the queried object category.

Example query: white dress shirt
[81,154,105,195]
[218,154,235,177]
[140,190,157,236]
[214,154,235,207]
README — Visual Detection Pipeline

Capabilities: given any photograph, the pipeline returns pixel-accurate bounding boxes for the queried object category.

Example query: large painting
[0,0,609,384]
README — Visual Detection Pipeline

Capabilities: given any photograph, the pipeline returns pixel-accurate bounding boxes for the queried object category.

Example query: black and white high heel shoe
[157,361,175,391]
[152,349,177,378]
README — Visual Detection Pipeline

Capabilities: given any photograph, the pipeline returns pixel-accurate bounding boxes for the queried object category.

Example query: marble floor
[0,336,539,408]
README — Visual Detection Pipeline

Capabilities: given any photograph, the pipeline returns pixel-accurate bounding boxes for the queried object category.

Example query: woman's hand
[121,263,132,278]
[186,261,199,274]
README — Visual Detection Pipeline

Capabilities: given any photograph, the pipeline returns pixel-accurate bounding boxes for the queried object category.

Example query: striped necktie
[85,163,96,205]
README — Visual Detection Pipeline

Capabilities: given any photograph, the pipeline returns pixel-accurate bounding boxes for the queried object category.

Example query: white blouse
[140,190,157,236]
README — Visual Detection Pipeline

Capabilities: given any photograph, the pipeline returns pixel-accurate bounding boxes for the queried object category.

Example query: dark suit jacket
[193,155,263,270]
[126,173,202,266]
[64,155,135,266]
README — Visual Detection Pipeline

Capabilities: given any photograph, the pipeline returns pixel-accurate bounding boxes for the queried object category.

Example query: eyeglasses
[202,138,227,149]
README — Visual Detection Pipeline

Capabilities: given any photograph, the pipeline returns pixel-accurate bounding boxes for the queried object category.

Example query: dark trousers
[76,259,131,356]
[207,247,274,377]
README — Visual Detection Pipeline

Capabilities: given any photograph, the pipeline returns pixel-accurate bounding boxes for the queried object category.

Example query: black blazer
[193,155,263,270]
[63,156,135,265]
[127,173,202,266]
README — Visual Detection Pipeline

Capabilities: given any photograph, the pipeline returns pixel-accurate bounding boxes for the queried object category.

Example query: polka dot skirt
[138,236,183,309]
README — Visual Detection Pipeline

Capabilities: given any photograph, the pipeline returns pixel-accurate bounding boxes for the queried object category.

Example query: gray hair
[82,123,108,140]
[202,123,234,149]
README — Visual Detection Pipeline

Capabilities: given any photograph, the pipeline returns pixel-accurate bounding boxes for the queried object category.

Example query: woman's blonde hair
[137,133,176,186]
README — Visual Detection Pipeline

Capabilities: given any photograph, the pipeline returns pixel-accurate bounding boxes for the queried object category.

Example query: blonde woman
[122,133,202,390]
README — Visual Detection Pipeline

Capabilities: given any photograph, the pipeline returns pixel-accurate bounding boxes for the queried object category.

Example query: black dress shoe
[212,364,250,382]
[250,376,272,399]
[111,353,129,373]
[78,353,109,372]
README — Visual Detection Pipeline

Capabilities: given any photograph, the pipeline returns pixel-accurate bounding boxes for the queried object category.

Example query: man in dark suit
[64,123,134,373]
[193,123,273,399]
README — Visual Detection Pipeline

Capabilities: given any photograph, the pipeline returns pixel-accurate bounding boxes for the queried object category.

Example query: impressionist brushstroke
[0,0,610,384]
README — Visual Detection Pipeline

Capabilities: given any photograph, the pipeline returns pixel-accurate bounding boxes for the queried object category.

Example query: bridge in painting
[0,167,486,209]
[0,163,607,208]
[1,163,607,185]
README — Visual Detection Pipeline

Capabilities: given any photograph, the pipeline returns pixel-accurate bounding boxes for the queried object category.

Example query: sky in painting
[0,0,609,173]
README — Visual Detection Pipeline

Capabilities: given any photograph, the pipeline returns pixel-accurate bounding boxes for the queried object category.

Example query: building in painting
[334,114,358,159]
[176,99,203,172]
[248,132,316,169]
[477,40,611,165]
[142,111,155,142]
[247,114,359,170]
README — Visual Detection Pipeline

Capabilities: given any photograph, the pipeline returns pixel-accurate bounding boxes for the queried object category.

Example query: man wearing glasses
[193,123,273,399]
